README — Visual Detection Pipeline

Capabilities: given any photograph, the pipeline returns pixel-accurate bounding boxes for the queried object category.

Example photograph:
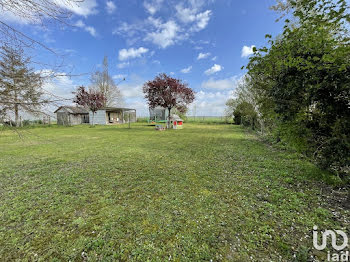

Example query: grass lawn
[0,123,349,261]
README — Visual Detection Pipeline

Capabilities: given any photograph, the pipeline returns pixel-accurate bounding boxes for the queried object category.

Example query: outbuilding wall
[89,110,107,125]
[126,111,137,123]
[57,112,70,125]
[70,114,84,125]
[56,112,86,125]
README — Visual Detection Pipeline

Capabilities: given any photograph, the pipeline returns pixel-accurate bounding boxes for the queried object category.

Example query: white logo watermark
[313,226,349,261]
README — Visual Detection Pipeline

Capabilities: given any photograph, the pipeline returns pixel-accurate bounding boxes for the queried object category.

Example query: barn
[89,107,136,125]
[54,106,89,125]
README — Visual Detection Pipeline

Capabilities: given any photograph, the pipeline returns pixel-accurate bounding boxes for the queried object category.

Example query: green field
[0,123,348,261]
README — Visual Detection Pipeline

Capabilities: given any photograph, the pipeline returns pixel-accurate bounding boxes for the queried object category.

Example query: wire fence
[186,116,231,123]
[137,116,233,124]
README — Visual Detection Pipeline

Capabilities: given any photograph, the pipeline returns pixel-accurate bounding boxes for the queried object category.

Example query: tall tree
[90,56,123,107]
[143,73,195,128]
[0,45,43,126]
[73,86,105,126]
[225,76,260,129]
[246,0,350,178]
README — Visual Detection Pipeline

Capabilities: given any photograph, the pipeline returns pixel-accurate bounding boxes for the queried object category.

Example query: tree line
[226,0,349,181]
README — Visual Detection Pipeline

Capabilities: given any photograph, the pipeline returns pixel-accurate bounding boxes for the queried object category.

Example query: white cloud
[188,0,208,10]
[147,16,162,28]
[106,1,116,14]
[181,66,192,74]
[113,22,139,37]
[56,0,98,17]
[189,90,234,116]
[197,52,210,60]
[37,70,79,115]
[118,47,149,61]
[119,79,143,99]
[0,9,32,24]
[75,20,85,28]
[75,20,97,37]
[212,56,217,61]
[41,71,74,96]
[119,84,143,99]
[201,76,240,90]
[145,20,179,48]
[175,4,197,23]
[175,4,212,32]
[205,64,222,75]
[191,10,211,32]
[113,74,127,80]
[85,26,97,37]
[118,74,149,116]
[143,0,164,15]
[117,62,130,69]
[113,1,213,49]
[0,0,98,25]
[241,45,255,57]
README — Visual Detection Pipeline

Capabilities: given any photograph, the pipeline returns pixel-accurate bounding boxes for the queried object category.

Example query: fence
[137,116,233,124]
[186,116,231,123]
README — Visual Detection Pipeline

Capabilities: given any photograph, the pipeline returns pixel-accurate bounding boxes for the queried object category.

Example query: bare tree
[90,56,124,107]
[0,0,99,127]
[0,45,43,126]
[0,0,90,90]
[0,0,82,51]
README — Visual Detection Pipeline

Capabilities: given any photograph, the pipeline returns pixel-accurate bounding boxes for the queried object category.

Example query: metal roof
[54,106,89,114]
[102,107,136,111]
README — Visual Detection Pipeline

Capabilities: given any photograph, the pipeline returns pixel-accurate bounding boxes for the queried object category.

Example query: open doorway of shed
[107,111,123,124]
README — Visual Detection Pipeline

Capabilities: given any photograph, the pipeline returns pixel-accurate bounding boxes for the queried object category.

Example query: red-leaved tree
[73,86,105,126]
[143,73,195,128]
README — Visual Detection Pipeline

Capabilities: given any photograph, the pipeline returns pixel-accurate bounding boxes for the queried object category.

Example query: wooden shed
[54,106,89,125]
[89,107,136,125]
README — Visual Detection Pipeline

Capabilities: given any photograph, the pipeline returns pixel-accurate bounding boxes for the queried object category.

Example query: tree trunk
[14,104,19,127]
[92,112,95,126]
[14,90,19,127]
[167,107,171,129]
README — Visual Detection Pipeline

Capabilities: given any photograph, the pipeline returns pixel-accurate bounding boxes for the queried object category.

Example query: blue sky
[2,0,284,116]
